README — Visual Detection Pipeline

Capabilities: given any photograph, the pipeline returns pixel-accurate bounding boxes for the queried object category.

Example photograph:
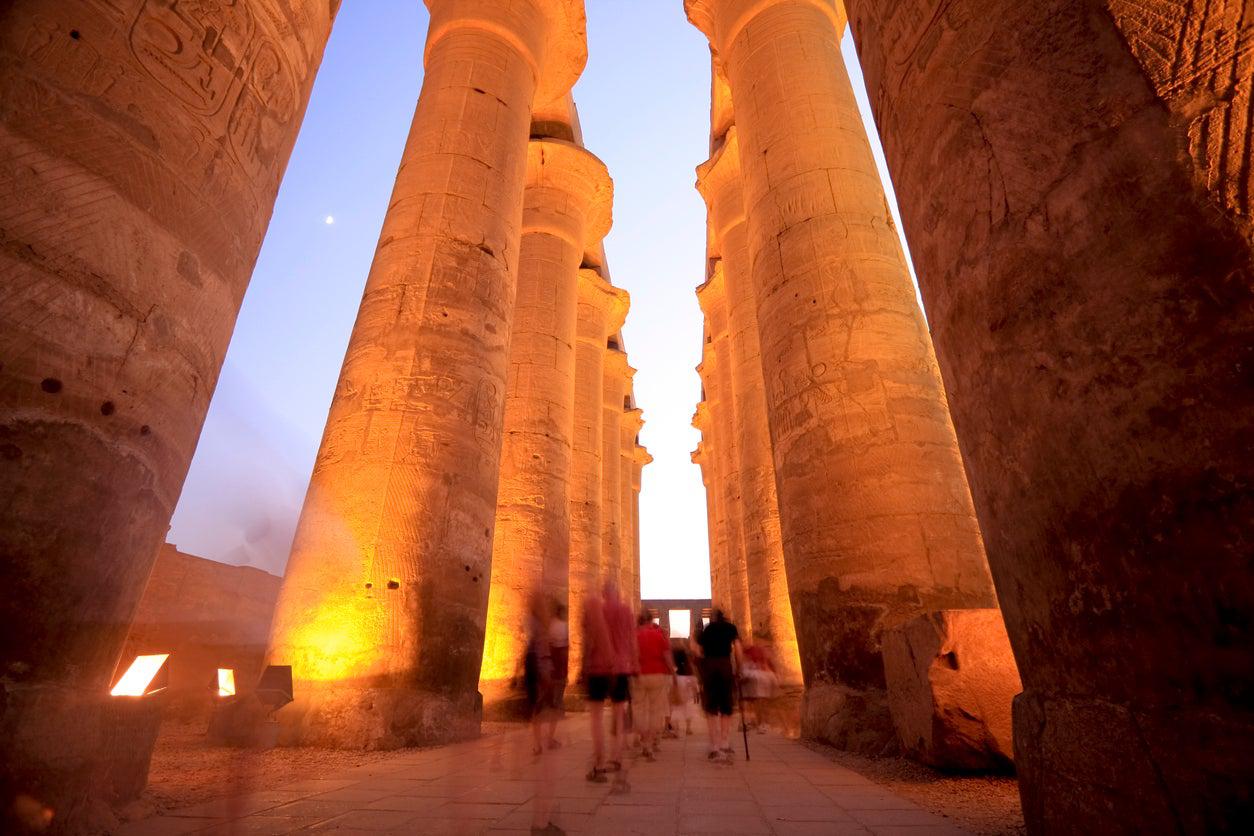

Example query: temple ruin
[0,0,1250,834]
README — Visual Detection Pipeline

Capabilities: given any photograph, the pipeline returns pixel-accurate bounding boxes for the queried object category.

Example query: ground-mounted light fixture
[109,653,170,697]
[256,664,293,712]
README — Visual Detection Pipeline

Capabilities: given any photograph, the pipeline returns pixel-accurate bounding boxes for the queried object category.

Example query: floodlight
[110,653,170,696]
[216,668,236,697]
[256,665,293,711]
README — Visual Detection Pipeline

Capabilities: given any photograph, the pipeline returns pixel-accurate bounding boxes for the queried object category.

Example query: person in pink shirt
[603,582,637,783]
[633,611,675,760]
[581,587,615,783]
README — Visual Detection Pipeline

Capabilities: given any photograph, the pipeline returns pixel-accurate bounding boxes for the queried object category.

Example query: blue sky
[169,1,914,599]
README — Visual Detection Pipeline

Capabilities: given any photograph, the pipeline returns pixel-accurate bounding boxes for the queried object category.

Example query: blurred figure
[604,582,637,792]
[694,608,742,762]
[545,602,569,749]
[672,644,699,735]
[632,609,675,760]
[581,587,615,783]
[741,643,778,732]
[523,591,562,834]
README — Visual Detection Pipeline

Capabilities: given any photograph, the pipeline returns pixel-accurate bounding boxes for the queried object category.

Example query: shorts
[586,674,630,703]
[701,657,735,716]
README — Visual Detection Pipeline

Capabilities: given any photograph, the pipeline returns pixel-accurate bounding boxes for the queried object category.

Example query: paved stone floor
[120,724,971,835]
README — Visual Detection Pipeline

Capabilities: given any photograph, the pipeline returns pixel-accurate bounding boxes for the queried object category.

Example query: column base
[276,682,481,749]
[800,682,897,756]
[478,678,534,722]
[1013,690,1254,835]
[1,682,162,834]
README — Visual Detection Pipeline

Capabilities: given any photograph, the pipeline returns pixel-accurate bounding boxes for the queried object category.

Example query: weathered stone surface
[481,138,612,702]
[844,0,1253,830]
[882,609,1020,772]
[568,270,628,676]
[0,1,334,827]
[618,406,644,600]
[121,544,282,722]
[697,125,802,685]
[599,347,632,590]
[687,0,996,751]
[629,444,652,604]
[266,0,586,749]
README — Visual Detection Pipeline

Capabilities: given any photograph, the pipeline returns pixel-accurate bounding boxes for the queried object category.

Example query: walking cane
[736,672,750,761]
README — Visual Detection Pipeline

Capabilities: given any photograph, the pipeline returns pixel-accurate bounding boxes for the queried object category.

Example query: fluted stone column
[697,270,753,633]
[687,0,995,747]
[568,270,628,675]
[698,127,802,684]
[844,2,1253,829]
[0,1,335,822]
[479,139,611,703]
[268,0,586,748]
[599,348,632,590]
[618,407,644,603]
[631,444,652,604]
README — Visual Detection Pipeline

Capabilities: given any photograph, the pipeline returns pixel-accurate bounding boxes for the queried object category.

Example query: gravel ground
[803,740,1026,836]
[121,720,517,823]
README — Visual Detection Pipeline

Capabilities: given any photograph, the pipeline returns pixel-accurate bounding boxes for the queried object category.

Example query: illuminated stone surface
[843,0,1254,829]
[480,138,612,702]
[687,0,996,750]
[0,0,334,825]
[267,0,587,748]
[697,126,802,685]
[617,406,644,601]
[567,270,628,675]
[881,609,1020,772]
[695,269,752,633]
[629,443,652,605]
[692,395,731,615]
[598,347,632,592]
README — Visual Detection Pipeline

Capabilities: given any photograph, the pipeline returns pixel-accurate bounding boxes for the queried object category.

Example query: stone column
[843,1,1253,829]
[0,1,335,822]
[697,268,753,634]
[267,0,586,748]
[599,347,632,591]
[618,406,643,605]
[631,444,652,604]
[698,127,802,684]
[479,139,611,704]
[687,0,995,747]
[568,270,628,676]
[693,377,731,612]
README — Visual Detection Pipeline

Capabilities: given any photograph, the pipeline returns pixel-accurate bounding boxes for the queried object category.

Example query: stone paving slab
[120,725,972,835]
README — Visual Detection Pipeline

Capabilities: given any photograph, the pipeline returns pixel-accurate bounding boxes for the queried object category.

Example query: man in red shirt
[633,611,675,760]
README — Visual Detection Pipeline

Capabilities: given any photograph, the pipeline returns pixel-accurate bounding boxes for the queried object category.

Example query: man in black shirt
[695,609,741,761]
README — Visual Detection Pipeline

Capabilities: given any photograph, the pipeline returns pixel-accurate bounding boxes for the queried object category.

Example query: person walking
[632,610,675,760]
[672,644,699,736]
[581,588,615,783]
[603,582,636,790]
[694,608,742,762]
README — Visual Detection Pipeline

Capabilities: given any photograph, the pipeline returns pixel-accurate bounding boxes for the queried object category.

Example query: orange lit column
[697,269,753,634]
[0,0,336,820]
[618,406,644,603]
[693,370,732,612]
[698,127,801,683]
[479,139,611,703]
[568,270,628,675]
[599,347,632,591]
[687,0,995,745]
[631,444,652,604]
[267,0,586,748]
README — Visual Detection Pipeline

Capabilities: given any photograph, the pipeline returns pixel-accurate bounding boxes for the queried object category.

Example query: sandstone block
[882,609,1021,771]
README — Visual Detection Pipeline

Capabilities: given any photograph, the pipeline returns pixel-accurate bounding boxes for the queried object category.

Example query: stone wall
[120,544,281,722]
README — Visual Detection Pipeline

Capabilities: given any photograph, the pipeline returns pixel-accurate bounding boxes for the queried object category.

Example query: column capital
[603,346,633,382]
[685,0,844,55]
[426,0,587,110]
[578,268,630,335]
[696,127,745,244]
[692,400,713,431]
[695,262,728,332]
[524,138,613,246]
[621,407,645,438]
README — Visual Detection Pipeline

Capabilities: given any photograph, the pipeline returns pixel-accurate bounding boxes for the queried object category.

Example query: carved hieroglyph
[698,126,802,684]
[267,0,587,748]
[844,0,1253,829]
[687,0,995,747]
[0,0,335,822]
[480,139,611,701]
[568,270,628,675]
